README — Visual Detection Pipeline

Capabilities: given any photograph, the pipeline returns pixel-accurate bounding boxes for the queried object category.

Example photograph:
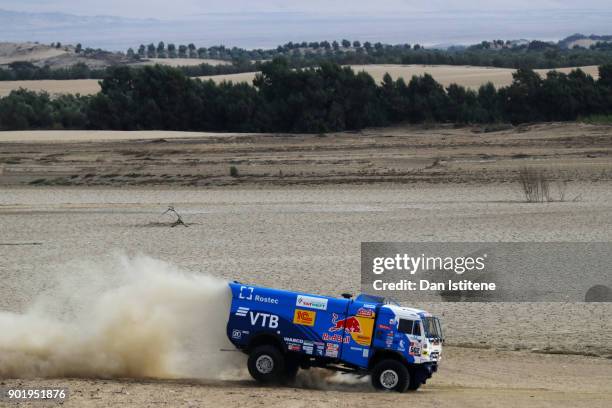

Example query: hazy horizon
[0,4,611,50]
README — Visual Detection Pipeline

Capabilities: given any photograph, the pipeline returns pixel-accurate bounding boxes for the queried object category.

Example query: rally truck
[226,282,443,392]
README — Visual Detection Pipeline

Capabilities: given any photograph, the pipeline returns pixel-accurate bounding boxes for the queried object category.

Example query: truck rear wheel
[284,358,300,383]
[247,345,285,383]
[371,359,410,392]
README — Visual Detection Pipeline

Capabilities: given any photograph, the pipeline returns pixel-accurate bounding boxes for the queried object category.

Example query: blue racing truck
[226,282,443,392]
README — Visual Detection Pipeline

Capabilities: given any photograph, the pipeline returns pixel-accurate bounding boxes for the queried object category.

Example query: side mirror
[341,293,353,299]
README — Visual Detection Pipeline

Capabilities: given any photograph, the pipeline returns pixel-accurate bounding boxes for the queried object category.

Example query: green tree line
[1,60,611,132]
[3,37,612,82]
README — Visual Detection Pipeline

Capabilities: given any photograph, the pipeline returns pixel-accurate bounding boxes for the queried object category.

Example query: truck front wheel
[247,345,285,383]
[371,359,410,392]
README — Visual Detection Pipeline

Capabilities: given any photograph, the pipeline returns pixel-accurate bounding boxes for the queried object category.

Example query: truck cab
[226,283,443,392]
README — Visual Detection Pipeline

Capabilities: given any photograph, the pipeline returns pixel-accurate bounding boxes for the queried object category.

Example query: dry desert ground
[1,122,611,186]
[0,123,611,407]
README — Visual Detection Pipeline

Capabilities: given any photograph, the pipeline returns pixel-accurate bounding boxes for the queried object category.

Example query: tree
[157,41,166,58]
[167,43,177,58]
[75,43,82,53]
[188,43,197,58]
[138,44,146,58]
[127,48,136,59]
[332,41,339,51]
[147,43,156,58]
[353,40,361,48]
[178,44,188,58]
[500,68,543,123]
[341,39,351,48]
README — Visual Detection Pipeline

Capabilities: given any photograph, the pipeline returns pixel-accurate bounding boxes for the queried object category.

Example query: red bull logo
[329,313,362,333]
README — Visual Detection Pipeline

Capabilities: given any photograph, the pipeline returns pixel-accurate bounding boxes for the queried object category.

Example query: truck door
[336,301,377,367]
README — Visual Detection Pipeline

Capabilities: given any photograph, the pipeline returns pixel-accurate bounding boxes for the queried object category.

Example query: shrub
[518,167,551,203]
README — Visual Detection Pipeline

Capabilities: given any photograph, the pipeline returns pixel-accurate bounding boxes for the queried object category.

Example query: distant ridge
[560,33,612,49]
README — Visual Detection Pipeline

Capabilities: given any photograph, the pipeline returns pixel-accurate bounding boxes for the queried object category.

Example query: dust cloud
[0,255,245,380]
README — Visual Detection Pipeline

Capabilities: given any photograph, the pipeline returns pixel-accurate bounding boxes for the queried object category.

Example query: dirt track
[1,123,612,186]
[1,123,611,407]
[2,347,610,407]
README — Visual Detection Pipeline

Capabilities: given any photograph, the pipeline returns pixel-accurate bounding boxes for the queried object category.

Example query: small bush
[518,167,551,203]
[229,166,239,177]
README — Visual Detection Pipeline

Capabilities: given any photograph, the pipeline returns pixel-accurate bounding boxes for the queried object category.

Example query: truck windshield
[423,317,443,339]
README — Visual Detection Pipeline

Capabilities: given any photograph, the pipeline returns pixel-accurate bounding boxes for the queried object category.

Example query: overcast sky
[2,1,611,19]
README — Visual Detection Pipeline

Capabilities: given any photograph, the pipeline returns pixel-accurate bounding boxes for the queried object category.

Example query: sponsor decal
[288,344,301,352]
[235,307,249,317]
[296,295,328,311]
[398,339,406,351]
[350,346,364,352]
[293,309,316,326]
[322,333,350,343]
[329,313,361,333]
[362,303,377,309]
[303,341,314,355]
[378,324,392,330]
[328,313,374,346]
[240,311,278,328]
[325,343,339,358]
[283,337,304,344]
[385,333,393,347]
[254,294,279,304]
[315,342,325,356]
[238,286,254,300]
[231,329,242,339]
[356,307,375,318]
[363,349,369,358]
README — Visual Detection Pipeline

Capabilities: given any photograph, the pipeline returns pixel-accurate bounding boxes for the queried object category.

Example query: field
[1,183,611,407]
[1,123,611,407]
[199,65,601,88]
[132,58,230,67]
[0,64,601,96]
[1,122,611,186]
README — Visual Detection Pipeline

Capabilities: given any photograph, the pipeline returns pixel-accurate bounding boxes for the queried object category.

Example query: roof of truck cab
[383,304,431,318]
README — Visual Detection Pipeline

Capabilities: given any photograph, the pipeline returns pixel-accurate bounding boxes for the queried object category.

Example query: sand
[1,123,611,186]
[0,184,611,407]
[1,123,611,407]
[0,65,600,96]
[2,347,611,408]
[1,184,611,352]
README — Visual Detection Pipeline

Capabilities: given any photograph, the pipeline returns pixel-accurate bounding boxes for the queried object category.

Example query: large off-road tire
[283,358,300,383]
[371,359,410,392]
[247,345,286,383]
[407,372,421,391]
